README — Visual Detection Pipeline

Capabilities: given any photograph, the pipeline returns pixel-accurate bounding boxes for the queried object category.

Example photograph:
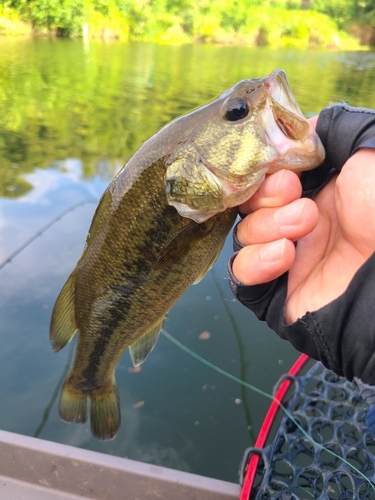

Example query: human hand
[229,103,375,433]
[232,142,375,324]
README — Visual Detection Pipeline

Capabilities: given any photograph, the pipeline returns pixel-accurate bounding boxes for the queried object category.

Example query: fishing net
[239,359,375,499]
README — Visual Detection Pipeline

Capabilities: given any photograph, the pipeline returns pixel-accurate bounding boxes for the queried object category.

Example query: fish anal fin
[154,222,213,271]
[129,318,164,367]
[193,239,225,285]
[50,270,78,352]
[59,378,88,424]
[90,383,120,440]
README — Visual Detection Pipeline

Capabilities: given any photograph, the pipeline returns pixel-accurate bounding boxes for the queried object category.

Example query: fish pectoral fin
[154,221,213,271]
[193,239,225,285]
[50,269,78,352]
[129,318,165,367]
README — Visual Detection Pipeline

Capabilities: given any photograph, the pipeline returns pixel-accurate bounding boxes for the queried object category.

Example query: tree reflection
[1,39,375,199]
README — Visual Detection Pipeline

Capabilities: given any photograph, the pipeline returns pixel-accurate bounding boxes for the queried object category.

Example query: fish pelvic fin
[90,383,121,440]
[59,379,88,424]
[129,317,165,367]
[50,270,78,352]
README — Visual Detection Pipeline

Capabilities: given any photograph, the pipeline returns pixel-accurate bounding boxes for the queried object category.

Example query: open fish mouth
[267,70,310,140]
[265,70,306,121]
[260,69,325,169]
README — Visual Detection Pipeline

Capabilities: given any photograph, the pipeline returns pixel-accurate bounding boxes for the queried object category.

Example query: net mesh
[240,362,375,499]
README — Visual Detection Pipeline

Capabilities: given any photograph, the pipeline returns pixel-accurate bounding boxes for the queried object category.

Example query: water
[0,38,375,484]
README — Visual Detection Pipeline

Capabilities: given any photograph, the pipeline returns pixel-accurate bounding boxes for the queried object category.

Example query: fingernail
[274,200,304,226]
[259,239,285,262]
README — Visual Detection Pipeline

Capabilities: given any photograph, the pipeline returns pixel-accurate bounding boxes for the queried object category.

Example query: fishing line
[34,340,75,438]
[0,199,96,271]
[211,267,255,442]
[161,328,375,492]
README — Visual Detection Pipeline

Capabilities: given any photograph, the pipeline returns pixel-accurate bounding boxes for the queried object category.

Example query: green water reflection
[0,38,375,483]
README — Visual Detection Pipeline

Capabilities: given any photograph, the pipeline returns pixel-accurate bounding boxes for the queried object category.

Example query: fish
[50,69,325,440]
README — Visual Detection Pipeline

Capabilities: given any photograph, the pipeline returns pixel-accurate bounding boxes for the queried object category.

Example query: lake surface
[1,38,375,484]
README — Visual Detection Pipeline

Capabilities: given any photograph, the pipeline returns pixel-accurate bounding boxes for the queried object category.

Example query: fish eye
[223,98,249,121]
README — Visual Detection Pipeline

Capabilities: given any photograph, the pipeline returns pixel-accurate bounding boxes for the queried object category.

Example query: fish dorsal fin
[129,318,165,367]
[50,269,78,352]
[193,239,225,285]
[154,221,213,271]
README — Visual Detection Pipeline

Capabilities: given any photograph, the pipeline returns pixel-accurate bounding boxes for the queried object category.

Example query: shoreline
[0,7,371,50]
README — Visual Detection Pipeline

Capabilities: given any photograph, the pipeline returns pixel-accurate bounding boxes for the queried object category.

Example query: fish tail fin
[59,377,88,424]
[50,270,78,352]
[90,382,121,440]
[59,375,120,440]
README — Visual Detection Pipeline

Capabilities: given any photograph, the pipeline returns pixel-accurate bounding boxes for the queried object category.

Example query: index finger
[239,169,302,214]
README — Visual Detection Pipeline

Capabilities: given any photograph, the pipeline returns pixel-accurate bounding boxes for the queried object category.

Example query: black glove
[228,104,375,414]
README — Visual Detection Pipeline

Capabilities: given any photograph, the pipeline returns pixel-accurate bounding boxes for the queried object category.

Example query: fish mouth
[265,70,309,142]
[261,69,325,170]
[265,70,305,121]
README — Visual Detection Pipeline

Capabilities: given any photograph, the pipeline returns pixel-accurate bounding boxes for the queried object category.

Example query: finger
[308,115,318,131]
[239,169,302,215]
[232,238,296,285]
[236,198,319,246]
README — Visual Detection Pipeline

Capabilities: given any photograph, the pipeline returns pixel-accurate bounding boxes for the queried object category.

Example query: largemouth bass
[50,69,324,440]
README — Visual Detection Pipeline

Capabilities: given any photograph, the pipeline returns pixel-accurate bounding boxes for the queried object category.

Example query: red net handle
[240,353,310,500]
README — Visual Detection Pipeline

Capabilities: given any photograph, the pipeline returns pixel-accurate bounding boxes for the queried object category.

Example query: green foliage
[351,0,375,27]
[311,0,354,27]
[0,0,367,46]
[5,0,89,35]
[311,0,375,30]
[240,7,355,48]
[220,0,260,32]
[0,4,32,34]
